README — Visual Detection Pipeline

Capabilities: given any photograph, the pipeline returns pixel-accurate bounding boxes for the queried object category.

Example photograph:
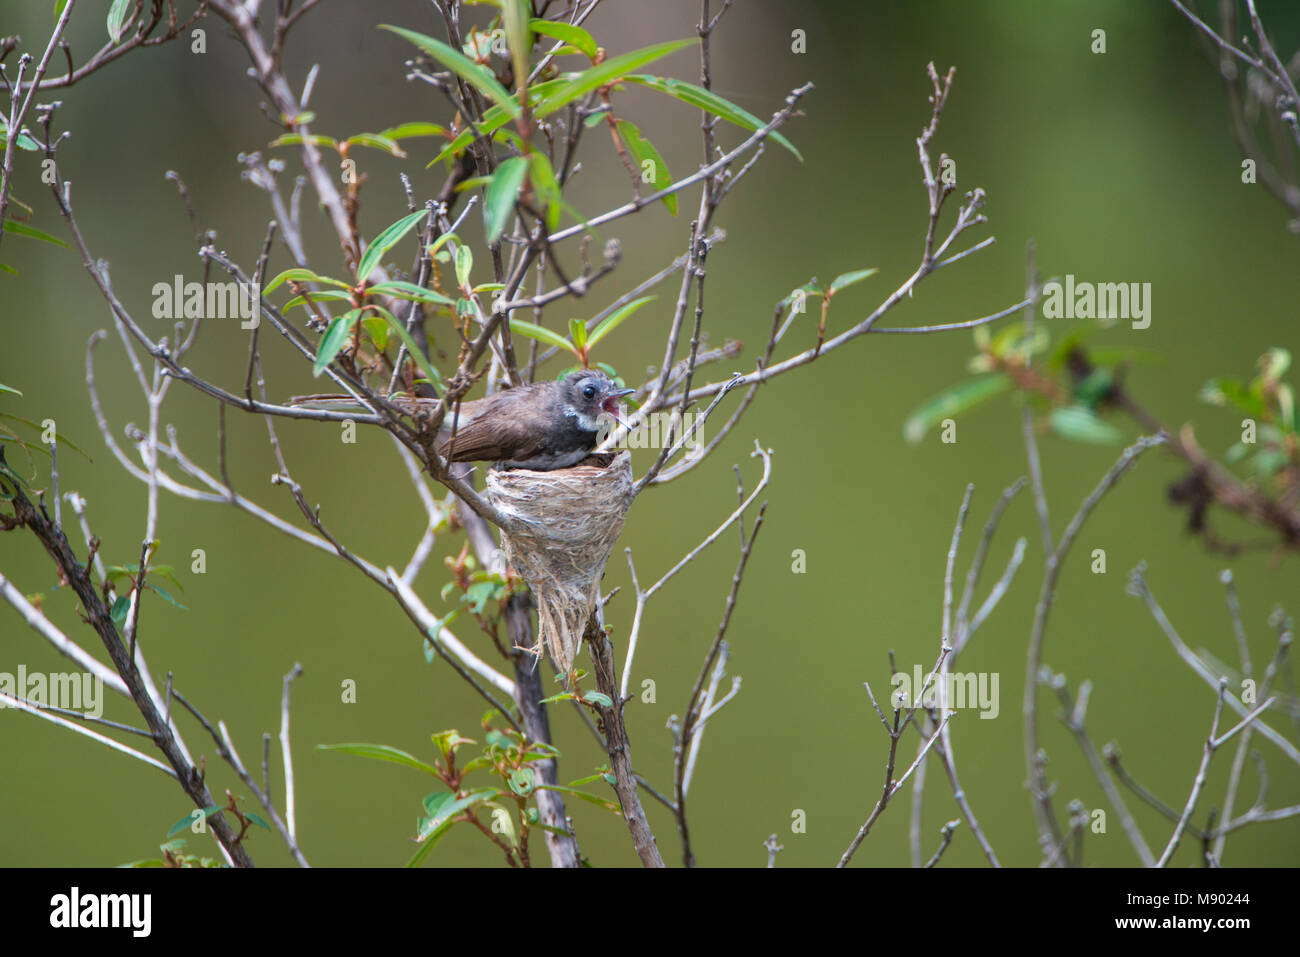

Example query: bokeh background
[1,0,1297,867]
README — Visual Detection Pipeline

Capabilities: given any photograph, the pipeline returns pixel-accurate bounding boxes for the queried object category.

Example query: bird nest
[486,451,633,674]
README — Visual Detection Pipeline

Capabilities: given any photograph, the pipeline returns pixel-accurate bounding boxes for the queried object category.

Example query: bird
[292,369,634,471]
[438,369,634,470]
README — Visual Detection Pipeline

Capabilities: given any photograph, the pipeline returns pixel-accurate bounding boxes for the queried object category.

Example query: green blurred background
[1,0,1297,867]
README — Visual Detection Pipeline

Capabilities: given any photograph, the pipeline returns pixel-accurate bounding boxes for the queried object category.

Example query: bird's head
[563,370,634,431]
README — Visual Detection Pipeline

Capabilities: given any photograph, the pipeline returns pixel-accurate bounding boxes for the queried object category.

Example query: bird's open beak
[603,388,636,426]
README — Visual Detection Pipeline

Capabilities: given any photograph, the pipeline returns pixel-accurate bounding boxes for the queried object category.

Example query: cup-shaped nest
[485,451,632,674]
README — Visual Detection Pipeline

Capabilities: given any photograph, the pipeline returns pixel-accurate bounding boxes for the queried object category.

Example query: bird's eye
[583,384,597,399]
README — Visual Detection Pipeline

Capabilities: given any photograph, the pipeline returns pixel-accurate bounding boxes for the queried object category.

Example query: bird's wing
[439,390,543,463]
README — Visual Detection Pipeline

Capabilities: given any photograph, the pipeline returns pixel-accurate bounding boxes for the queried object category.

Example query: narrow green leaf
[269,132,340,150]
[828,268,878,295]
[1049,405,1124,445]
[264,268,349,295]
[281,289,354,311]
[536,783,620,812]
[357,208,429,283]
[530,19,598,60]
[903,374,1012,444]
[317,742,441,775]
[500,0,532,97]
[377,122,448,140]
[483,156,529,244]
[166,807,221,839]
[362,315,389,351]
[529,152,563,232]
[569,317,588,350]
[1,220,69,248]
[455,244,473,288]
[509,318,575,353]
[583,690,613,708]
[313,310,360,377]
[144,582,188,612]
[379,25,520,118]
[625,74,802,161]
[615,120,675,215]
[368,280,453,306]
[107,0,131,41]
[0,383,21,396]
[587,295,656,350]
[534,39,698,118]
[344,133,405,156]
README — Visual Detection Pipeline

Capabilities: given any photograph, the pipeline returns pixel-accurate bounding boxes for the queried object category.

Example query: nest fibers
[486,451,633,674]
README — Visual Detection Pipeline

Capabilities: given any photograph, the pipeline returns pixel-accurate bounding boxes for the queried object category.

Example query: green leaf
[264,267,350,295]
[144,582,188,612]
[344,133,405,156]
[507,767,536,796]
[368,280,453,306]
[587,295,656,350]
[500,0,532,97]
[413,787,496,849]
[903,374,1012,444]
[431,730,476,760]
[1200,377,1267,420]
[281,289,354,311]
[569,317,588,351]
[828,268,878,295]
[615,120,675,215]
[1,220,69,248]
[380,25,520,118]
[357,208,429,283]
[538,691,576,705]
[1049,405,1124,445]
[317,742,441,775]
[509,318,575,353]
[625,74,802,161]
[530,19,599,60]
[583,690,613,708]
[529,152,564,232]
[483,155,529,244]
[0,383,21,396]
[455,244,473,288]
[484,801,520,846]
[534,39,698,118]
[166,806,221,839]
[107,0,131,41]
[110,595,130,629]
[378,122,447,141]
[1072,368,1114,407]
[368,305,443,389]
[313,310,360,376]
[536,783,620,812]
[362,315,389,350]
[246,813,271,831]
[269,132,340,150]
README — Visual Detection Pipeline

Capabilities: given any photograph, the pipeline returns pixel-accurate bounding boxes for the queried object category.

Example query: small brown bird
[292,370,634,471]
[438,370,634,470]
